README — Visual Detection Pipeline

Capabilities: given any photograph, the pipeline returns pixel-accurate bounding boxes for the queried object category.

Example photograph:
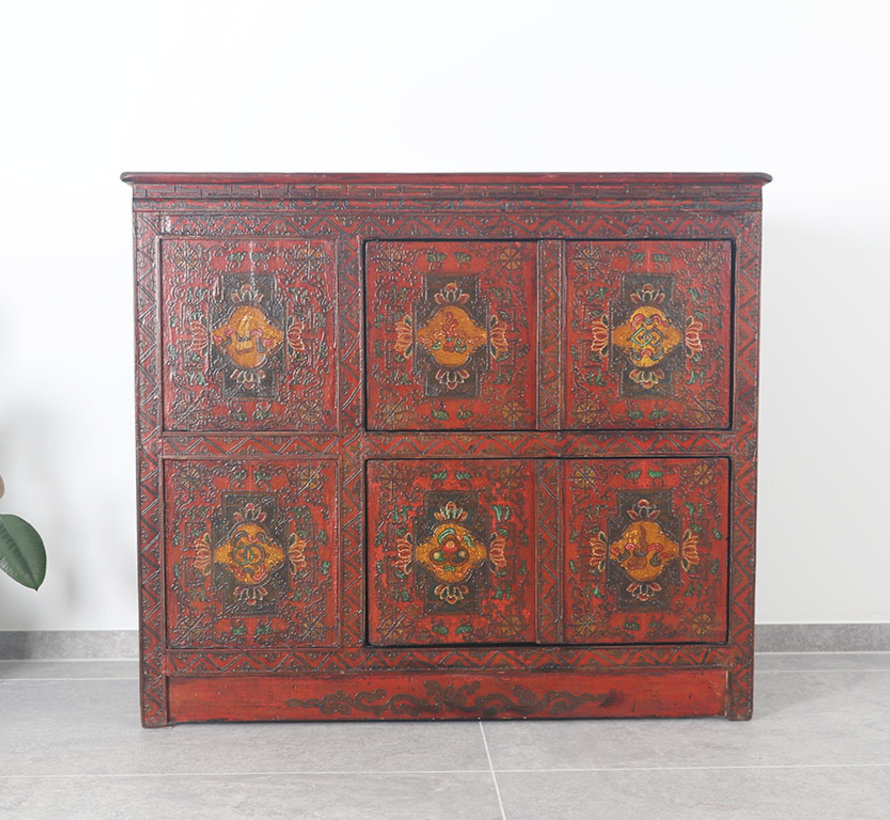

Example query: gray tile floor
[1,653,888,819]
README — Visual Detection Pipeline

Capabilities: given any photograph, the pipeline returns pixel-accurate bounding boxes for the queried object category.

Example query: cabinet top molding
[122,172,771,185]
[121,172,771,201]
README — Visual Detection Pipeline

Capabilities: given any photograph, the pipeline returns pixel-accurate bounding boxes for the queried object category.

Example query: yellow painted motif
[416,307,487,368]
[416,521,487,584]
[212,305,284,369]
[214,522,285,585]
[415,502,488,589]
[612,306,682,370]
[609,519,680,584]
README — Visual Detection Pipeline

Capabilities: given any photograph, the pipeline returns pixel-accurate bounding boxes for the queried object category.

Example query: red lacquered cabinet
[123,172,769,725]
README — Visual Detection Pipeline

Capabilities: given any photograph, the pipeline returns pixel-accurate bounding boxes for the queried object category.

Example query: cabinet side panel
[727,208,764,719]
[133,213,167,726]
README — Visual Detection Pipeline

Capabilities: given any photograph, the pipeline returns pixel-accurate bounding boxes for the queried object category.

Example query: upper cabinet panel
[160,238,336,432]
[365,241,537,431]
[566,240,732,430]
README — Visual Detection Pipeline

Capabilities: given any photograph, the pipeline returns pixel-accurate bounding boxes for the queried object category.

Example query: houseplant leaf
[0,514,46,589]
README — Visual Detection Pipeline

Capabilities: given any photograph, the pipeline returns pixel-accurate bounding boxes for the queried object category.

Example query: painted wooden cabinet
[124,172,769,725]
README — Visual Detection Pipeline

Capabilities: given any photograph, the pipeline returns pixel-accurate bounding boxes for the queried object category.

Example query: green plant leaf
[0,514,46,589]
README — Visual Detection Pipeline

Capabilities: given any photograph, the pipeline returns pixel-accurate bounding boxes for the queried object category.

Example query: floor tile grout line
[0,677,139,682]
[756,668,890,674]
[1,763,890,781]
[479,721,507,820]
[0,770,495,780]
[493,763,890,774]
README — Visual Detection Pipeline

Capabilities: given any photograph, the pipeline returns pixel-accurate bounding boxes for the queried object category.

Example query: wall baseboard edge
[0,624,887,660]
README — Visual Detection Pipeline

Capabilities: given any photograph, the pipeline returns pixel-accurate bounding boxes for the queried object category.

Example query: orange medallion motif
[414,501,489,605]
[211,305,284,369]
[416,307,488,368]
[214,522,285,585]
[612,306,683,369]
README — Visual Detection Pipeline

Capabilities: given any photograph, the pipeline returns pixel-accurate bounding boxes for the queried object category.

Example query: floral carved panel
[367,459,537,645]
[165,458,338,648]
[566,240,732,429]
[365,241,536,430]
[563,457,730,644]
[161,238,336,431]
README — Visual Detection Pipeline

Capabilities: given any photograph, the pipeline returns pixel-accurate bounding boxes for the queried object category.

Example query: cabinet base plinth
[167,669,730,723]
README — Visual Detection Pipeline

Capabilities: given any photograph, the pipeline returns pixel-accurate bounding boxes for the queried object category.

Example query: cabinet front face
[566,240,732,430]
[164,458,338,648]
[563,457,730,644]
[160,238,336,432]
[365,241,537,431]
[367,459,537,645]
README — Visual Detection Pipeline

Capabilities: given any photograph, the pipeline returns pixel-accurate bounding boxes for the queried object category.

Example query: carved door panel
[160,238,336,432]
[365,241,537,431]
[367,459,537,645]
[164,458,338,648]
[563,457,730,644]
[566,240,732,429]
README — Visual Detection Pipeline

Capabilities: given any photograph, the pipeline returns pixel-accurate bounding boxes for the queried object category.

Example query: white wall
[0,0,886,629]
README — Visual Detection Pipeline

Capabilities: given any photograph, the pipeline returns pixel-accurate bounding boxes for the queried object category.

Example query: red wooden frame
[125,172,769,725]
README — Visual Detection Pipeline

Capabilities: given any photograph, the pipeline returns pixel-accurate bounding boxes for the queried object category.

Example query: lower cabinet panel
[367,459,538,646]
[366,456,729,648]
[168,668,729,722]
[563,457,730,644]
[164,458,339,649]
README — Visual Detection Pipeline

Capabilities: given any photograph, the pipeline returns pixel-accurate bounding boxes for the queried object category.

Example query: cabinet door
[367,459,537,645]
[563,458,729,644]
[164,458,338,648]
[160,238,336,431]
[365,241,537,431]
[566,240,732,429]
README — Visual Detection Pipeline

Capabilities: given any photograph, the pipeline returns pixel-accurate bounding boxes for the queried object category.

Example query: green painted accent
[491,504,512,522]
[624,469,642,481]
